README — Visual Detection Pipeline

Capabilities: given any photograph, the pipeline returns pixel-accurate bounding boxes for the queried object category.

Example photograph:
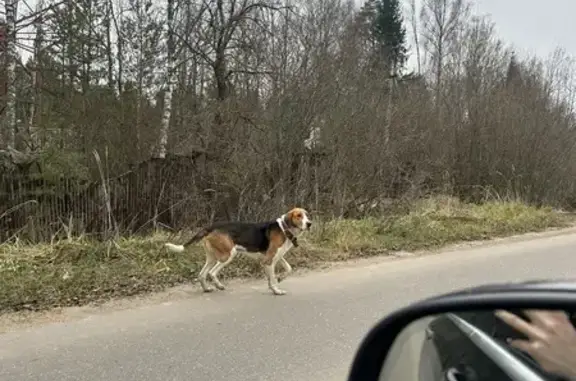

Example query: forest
[0,0,575,241]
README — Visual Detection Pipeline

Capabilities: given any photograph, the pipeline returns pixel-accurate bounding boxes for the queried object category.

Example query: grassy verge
[0,196,573,313]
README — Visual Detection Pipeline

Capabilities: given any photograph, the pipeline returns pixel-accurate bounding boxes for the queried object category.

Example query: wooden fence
[0,155,210,243]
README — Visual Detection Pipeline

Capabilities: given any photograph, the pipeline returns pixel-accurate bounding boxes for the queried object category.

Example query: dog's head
[284,207,312,231]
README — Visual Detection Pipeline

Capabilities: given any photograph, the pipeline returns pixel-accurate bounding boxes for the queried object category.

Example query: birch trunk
[156,0,175,159]
[3,0,18,149]
[27,0,43,151]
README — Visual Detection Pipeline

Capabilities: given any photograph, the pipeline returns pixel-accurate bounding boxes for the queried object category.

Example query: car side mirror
[346,281,576,381]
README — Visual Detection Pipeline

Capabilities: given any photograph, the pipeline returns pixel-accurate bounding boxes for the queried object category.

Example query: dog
[164,207,312,295]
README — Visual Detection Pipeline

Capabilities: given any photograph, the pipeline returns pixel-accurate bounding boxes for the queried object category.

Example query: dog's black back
[209,220,280,253]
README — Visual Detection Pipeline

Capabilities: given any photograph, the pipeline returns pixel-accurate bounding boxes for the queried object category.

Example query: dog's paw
[271,287,287,295]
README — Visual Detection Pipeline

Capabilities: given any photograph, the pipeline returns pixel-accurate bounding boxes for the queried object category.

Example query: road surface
[1,230,576,381]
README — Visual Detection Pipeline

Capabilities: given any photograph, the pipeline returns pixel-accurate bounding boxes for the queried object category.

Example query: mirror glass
[379,309,576,381]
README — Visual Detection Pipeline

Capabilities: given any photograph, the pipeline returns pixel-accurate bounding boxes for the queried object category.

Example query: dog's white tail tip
[165,243,185,253]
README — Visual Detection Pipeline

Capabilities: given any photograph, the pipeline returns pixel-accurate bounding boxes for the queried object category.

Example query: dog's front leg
[263,263,285,295]
[277,257,292,283]
[262,250,286,295]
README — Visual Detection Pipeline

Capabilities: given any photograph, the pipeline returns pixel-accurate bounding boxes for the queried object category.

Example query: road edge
[1,224,576,331]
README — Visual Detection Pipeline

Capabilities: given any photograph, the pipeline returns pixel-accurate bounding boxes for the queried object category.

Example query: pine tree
[371,0,408,72]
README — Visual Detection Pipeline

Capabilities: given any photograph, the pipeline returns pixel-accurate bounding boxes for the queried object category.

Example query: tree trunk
[3,0,18,149]
[214,50,229,102]
[105,0,114,90]
[156,0,176,158]
[27,0,44,151]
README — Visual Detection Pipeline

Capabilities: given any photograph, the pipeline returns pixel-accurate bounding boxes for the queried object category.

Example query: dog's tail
[164,228,211,253]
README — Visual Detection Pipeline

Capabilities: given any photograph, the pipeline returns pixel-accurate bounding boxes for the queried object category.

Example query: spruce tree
[371,0,408,72]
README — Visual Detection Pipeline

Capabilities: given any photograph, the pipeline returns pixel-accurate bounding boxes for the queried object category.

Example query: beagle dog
[164,208,312,295]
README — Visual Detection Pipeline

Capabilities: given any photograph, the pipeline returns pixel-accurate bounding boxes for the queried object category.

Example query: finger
[507,338,543,355]
[524,310,571,331]
[495,310,548,341]
[524,309,569,321]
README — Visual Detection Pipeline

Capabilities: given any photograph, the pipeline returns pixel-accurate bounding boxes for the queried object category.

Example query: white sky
[470,0,574,60]
[402,0,575,70]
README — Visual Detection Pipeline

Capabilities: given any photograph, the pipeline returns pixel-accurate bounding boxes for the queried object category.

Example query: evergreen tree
[505,53,522,87]
[371,0,408,72]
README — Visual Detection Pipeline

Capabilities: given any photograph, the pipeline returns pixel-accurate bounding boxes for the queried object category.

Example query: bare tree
[420,0,470,98]
[25,0,45,151]
[180,0,284,102]
[3,0,19,149]
[406,0,421,74]
[155,0,176,159]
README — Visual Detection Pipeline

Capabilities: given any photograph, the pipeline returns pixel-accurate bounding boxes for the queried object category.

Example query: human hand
[495,309,576,380]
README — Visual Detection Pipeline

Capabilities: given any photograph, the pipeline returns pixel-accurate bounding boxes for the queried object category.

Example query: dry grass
[0,196,572,313]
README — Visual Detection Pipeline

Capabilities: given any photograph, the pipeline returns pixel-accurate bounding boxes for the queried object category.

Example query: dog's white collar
[276,216,288,233]
[277,215,297,235]
[277,215,299,247]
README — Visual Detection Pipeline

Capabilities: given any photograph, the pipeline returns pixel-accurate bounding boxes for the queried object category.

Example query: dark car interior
[427,310,573,381]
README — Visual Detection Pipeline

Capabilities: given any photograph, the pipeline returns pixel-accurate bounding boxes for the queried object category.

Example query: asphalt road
[2,231,576,381]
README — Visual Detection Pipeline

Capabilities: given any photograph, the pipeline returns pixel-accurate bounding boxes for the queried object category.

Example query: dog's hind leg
[198,242,218,293]
[201,233,236,291]
[208,246,238,290]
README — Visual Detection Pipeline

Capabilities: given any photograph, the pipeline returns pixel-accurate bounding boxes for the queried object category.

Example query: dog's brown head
[284,207,312,231]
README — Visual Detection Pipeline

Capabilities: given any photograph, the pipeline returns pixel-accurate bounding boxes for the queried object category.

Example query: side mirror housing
[347,280,576,381]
